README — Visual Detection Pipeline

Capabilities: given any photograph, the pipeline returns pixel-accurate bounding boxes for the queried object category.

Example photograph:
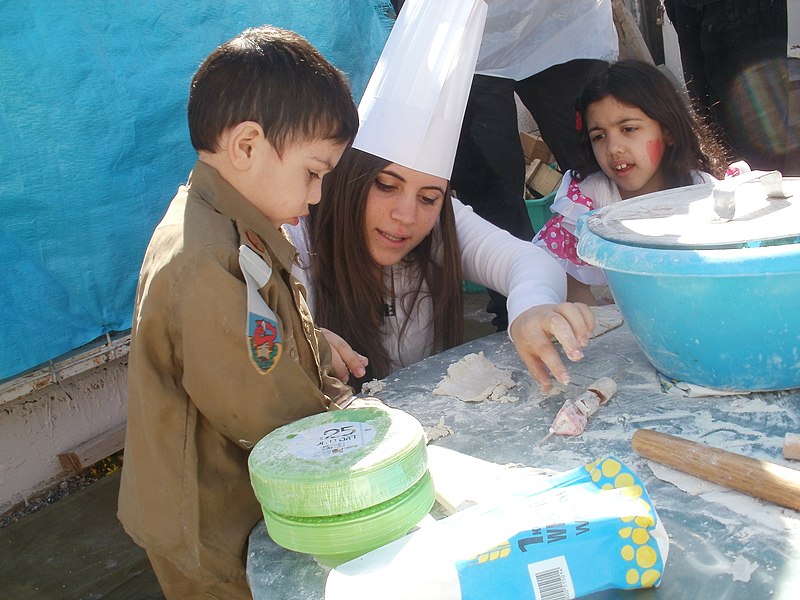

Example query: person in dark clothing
[664,0,798,175]
[450,0,616,331]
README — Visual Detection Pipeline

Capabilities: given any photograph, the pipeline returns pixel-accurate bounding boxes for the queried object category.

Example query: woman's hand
[320,328,369,383]
[508,303,595,393]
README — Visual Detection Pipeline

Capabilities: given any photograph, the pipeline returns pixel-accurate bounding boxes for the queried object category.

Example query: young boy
[118,26,359,599]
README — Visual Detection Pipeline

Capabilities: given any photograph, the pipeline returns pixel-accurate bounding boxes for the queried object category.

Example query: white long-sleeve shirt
[287,197,566,373]
[476,0,618,80]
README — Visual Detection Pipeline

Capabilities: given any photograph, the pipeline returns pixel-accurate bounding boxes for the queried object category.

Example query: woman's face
[363,163,447,267]
[586,96,669,200]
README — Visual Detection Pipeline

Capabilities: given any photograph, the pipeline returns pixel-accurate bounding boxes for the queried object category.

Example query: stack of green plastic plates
[248,406,432,566]
[263,471,435,567]
[249,406,427,516]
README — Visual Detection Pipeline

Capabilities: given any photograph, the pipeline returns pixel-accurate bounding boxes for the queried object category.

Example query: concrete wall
[0,360,127,514]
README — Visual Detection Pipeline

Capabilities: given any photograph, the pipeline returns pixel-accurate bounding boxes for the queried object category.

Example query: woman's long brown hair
[307,148,463,387]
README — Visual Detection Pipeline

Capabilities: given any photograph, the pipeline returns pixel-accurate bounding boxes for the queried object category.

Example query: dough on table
[361,379,385,395]
[590,303,623,338]
[433,351,518,403]
[423,416,453,442]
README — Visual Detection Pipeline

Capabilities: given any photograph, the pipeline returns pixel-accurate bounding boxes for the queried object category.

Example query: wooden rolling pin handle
[632,429,800,512]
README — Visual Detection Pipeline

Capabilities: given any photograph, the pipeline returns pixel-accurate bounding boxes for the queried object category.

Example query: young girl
[288,147,594,392]
[534,59,742,305]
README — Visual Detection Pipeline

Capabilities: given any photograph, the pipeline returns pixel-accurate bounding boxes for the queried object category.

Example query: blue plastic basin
[577,217,800,391]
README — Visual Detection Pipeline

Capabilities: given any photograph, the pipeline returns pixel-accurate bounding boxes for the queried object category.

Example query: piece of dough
[423,416,453,442]
[433,351,517,403]
[590,303,623,338]
[361,379,385,395]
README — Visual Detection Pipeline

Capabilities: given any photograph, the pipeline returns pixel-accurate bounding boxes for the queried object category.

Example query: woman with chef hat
[287,0,595,392]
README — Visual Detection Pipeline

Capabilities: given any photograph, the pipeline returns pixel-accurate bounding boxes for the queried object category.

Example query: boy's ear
[228,121,265,170]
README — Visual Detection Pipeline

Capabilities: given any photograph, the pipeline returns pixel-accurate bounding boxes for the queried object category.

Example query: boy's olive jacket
[118,161,351,582]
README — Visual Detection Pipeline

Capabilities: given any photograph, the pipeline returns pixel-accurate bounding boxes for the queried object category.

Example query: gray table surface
[247,323,800,599]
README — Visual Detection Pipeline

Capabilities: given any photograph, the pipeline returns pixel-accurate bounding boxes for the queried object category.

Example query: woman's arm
[508,302,595,392]
[453,196,565,314]
[452,197,594,391]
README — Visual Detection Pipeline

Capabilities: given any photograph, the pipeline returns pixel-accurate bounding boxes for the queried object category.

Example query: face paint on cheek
[646,139,663,168]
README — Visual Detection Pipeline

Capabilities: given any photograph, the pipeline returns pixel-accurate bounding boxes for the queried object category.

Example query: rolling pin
[631,429,800,512]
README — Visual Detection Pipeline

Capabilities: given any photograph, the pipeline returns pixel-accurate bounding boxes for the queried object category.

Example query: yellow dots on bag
[636,545,658,569]
[585,458,663,590]
[632,527,650,545]
[474,541,510,564]
[601,458,622,478]
[621,544,635,560]
[614,472,634,488]
[618,484,644,499]
[618,511,661,588]
[641,569,662,587]
[584,458,601,473]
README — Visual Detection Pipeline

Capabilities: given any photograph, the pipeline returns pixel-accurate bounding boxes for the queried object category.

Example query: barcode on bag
[528,556,575,600]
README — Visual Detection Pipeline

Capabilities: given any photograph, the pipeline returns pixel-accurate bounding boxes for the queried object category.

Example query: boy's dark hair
[188,25,359,155]
[573,60,729,186]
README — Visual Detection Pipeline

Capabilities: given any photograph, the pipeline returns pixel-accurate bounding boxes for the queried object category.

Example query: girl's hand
[320,328,369,383]
[508,303,595,393]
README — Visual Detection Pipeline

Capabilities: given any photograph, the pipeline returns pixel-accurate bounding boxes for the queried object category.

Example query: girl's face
[363,163,447,267]
[586,96,669,200]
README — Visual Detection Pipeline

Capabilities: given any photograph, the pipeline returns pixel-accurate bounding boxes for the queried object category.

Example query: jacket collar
[188,160,297,270]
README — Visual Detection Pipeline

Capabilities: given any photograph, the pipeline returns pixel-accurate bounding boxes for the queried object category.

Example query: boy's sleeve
[313,326,355,408]
[173,245,339,447]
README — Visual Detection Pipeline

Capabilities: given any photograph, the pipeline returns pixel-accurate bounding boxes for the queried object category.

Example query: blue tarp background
[0,1,393,380]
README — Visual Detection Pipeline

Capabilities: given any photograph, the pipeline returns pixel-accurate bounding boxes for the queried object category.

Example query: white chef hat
[352,0,487,181]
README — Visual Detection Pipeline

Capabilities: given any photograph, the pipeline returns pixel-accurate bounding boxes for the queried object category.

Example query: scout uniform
[118,161,350,587]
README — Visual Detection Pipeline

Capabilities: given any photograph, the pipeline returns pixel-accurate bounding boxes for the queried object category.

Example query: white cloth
[476,0,618,80]
[287,197,565,373]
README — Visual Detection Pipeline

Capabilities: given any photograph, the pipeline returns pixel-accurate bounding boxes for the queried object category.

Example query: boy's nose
[307,182,323,206]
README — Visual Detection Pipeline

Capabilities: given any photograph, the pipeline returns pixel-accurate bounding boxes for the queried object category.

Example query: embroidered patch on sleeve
[239,245,283,374]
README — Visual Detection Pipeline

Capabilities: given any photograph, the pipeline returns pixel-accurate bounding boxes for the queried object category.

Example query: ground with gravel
[0,451,123,529]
